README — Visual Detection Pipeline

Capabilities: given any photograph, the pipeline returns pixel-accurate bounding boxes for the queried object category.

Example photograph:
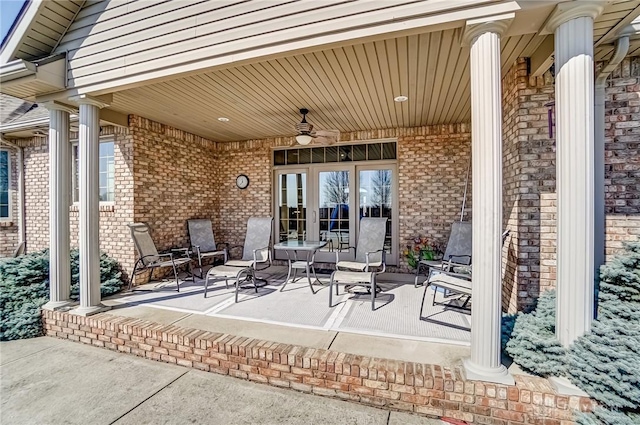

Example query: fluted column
[42,102,75,311]
[71,95,110,316]
[547,4,604,348]
[462,16,514,385]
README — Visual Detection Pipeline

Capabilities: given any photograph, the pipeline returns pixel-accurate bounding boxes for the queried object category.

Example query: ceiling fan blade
[314,129,339,138]
[312,136,336,145]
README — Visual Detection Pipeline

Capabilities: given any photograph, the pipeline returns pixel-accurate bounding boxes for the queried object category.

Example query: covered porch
[1,0,639,394]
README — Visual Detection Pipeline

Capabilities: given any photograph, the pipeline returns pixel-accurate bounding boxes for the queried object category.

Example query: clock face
[236,174,249,189]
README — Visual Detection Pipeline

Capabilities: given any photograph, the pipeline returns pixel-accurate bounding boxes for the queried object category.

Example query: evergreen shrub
[0,249,124,341]
[505,289,566,376]
[505,241,640,423]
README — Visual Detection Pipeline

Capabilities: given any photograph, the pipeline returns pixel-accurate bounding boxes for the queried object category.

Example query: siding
[54,0,498,89]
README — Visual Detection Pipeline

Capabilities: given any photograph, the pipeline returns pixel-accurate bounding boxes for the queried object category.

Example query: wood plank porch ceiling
[110,29,546,143]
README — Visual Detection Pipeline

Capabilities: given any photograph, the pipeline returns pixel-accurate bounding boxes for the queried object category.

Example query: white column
[548,4,604,348]
[462,16,514,385]
[71,96,110,316]
[42,102,75,311]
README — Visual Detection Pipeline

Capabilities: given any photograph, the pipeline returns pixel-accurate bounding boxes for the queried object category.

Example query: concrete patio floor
[102,265,472,366]
[0,337,445,425]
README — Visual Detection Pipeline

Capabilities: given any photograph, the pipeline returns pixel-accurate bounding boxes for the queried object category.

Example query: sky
[1,0,27,46]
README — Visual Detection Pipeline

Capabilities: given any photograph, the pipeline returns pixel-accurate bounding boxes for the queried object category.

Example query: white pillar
[547,4,604,348]
[42,102,75,311]
[462,16,514,385]
[71,96,110,316]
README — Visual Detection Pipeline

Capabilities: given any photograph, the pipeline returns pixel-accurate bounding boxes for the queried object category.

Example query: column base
[463,358,515,385]
[41,300,74,311]
[70,304,111,317]
[549,376,589,396]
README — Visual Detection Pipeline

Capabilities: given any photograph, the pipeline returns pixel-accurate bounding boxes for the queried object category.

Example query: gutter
[593,30,631,296]
[0,137,26,251]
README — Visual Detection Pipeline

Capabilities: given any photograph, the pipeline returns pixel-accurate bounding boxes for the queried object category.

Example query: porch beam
[41,101,75,311]
[549,3,605,348]
[70,95,111,317]
[462,15,514,385]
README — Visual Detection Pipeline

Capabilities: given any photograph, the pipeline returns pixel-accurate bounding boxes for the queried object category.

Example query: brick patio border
[42,310,595,424]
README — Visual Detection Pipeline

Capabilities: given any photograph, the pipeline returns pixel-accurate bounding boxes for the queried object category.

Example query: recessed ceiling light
[218,117,230,122]
[394,95,408,102]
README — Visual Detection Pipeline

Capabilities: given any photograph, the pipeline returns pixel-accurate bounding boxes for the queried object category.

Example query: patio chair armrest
[428,267,471,282]
[365,249,386,273]
[252,246,271,264]
[171,247,190,258]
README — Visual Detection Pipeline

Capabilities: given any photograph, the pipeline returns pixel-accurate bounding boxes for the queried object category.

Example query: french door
[274,163,397,264]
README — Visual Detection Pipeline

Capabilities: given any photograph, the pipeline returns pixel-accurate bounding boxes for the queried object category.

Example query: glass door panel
[277,172,307,244]
[315,169,353,259]
[359,169,394,257]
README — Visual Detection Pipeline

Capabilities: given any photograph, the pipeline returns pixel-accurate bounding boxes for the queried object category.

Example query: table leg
[280,250,293,292]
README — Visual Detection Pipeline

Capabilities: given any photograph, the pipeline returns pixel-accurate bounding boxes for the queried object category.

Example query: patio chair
[187,219,228,278]
[204,216,273,302]
[127,223,193,291]
[335,217,388,273]
[418,229,510,316]
[414,221,472,287]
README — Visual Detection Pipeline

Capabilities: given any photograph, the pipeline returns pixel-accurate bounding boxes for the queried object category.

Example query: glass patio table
[273,240,328,293]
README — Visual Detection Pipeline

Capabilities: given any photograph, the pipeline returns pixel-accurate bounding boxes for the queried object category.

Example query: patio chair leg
[432,284,438,307]
[371,274,376,311]
[204,274,209,298]
[419,284,429,319]
[329,274,334,307]
[306,264,316,294]
[128,259,144,291]
[172,261,180,292]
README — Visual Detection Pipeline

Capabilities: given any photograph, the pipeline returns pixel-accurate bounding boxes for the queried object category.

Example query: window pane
[298,148,311,164]
[274,150,285,166]
[0,205,7,218]
[382,142,396,159]
[286,149,299,165]
[311,147,324,163]
[360,169,393,254]
[352,144,366,161]
[367,144,382,160]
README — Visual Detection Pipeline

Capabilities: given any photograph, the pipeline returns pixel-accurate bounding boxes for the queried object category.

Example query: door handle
[312,211,316,223]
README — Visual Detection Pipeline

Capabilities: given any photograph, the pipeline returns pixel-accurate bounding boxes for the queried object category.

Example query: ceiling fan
[293,108,340,146]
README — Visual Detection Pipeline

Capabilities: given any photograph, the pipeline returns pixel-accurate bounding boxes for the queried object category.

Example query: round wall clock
[236,174,250,189]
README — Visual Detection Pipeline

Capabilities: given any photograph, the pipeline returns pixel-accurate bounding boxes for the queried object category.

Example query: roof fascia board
[0,0,46,65]
[44,0,522,98]
[0,59,37,82]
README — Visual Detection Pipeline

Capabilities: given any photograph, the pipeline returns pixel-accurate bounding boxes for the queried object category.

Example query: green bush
[505,289,567,376]
[566,241,640,419]
[0,249,124,341]
[505,241,640,422]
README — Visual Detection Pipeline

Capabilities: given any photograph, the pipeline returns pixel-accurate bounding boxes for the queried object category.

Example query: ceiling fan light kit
[295,134,313,145]
[293,108,340,146]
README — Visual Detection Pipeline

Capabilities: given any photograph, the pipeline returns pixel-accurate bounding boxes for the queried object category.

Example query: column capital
[462,13,514,47]
[69,93,112,109]
[42,100,76,114]
[541,1,606,34]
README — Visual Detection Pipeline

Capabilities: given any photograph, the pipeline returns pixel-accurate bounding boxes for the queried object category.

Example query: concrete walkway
[1,337,445,425]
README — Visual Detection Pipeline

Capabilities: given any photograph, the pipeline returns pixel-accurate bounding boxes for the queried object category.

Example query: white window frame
[71,137,115,205]
[0,149,11,221]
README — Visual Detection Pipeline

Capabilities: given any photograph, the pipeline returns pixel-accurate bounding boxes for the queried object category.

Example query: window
[72,140,115,202]
[0,150,9,219]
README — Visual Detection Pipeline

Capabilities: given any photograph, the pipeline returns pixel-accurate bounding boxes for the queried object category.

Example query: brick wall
[501,55,640,312]
[604,56,640,257]
[130,115,218,258]
[501,58,557,313]
[69,127,136,276]
[397,125,472,270]
[213,140,272,248]
[0,146,19,256]
[43,309,598,424]
[22,138,49,252]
